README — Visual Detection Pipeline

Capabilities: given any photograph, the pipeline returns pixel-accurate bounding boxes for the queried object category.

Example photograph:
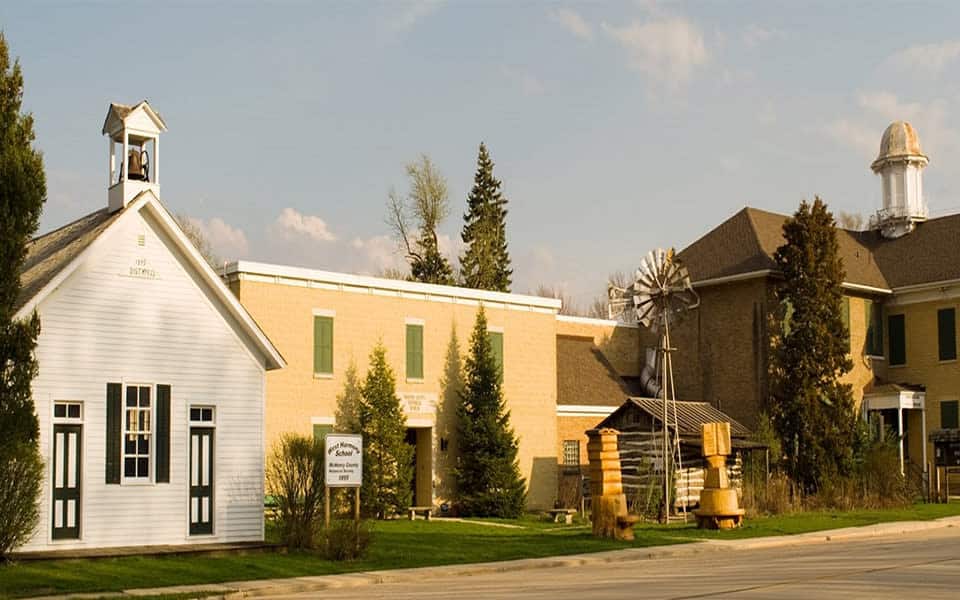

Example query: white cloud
[185,216,249,261]
[601,17,708,88]
[350,235,407,274]
[825,92,956,161]
[390,0,445,32]
[272,207,337,242]
[550,8,593,41]
[502,67,545,96]
[886,40,960,76]
[741,24,780,48]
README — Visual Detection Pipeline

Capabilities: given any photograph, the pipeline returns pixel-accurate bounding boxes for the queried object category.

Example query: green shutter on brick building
[313,316,333,374]
[488,331,503,382]
[406,324,424,379]
[941,400,959,430]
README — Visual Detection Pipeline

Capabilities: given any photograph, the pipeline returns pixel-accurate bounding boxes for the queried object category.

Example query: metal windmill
[607,248,700,522]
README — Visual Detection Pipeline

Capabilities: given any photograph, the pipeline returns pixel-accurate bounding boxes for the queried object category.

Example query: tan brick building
[664,121,960,478]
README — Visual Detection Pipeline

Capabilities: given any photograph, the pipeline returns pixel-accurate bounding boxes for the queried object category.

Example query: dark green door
[189,427,214,535]
[52,424,82,540]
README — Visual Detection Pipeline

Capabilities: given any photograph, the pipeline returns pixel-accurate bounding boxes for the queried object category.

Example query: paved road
[264,527,960,599]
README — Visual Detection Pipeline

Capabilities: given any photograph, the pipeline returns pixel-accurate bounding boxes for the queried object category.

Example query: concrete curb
[32,516,960,600]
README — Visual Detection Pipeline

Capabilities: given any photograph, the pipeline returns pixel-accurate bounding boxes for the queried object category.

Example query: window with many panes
[124,385,152,481]
[562,440,580,466]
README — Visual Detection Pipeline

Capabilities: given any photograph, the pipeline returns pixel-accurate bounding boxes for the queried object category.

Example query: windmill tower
[607,248,699,522]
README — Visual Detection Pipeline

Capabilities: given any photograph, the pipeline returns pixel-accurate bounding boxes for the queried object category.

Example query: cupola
[102,101,167,212]
[869,121,928,238]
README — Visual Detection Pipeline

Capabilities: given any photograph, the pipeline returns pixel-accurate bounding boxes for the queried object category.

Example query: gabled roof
[556,334,633,407]
[102,100,167,136]
[16,194,284,370]
[17,208,124,314]
[598,397,752,439]
[678,206,960,291]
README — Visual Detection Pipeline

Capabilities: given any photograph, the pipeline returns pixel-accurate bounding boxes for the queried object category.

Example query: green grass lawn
[3,503,959,599]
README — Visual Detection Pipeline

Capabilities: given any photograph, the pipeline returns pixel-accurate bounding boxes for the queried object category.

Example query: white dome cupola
[102,100,167,212]
[869,121,928,238]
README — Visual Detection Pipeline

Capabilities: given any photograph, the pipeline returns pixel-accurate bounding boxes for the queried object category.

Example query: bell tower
[102,101,167,212]
[869,121,928,238]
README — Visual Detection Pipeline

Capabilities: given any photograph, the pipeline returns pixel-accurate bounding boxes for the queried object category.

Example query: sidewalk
[35,515,960,600]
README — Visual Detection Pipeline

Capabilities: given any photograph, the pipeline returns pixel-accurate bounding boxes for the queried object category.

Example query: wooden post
[324,486,331,529]
[354,487,361,554]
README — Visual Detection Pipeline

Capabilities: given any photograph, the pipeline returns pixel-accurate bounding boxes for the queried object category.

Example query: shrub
[321,519,373,561]
[266,434,325,549]
[0,442,44,559]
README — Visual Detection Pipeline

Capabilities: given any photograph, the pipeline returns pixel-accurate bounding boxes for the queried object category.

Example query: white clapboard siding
[24,207,266,551]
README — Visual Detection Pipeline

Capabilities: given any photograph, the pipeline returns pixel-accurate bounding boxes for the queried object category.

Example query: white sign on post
[325,433,363,488]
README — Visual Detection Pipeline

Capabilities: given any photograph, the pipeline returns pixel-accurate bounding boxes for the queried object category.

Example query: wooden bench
[549,508,578,524]
[408,506,433,521]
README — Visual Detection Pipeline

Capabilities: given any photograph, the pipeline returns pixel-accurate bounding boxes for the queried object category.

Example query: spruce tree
[359,343,413,518]
[0,32,46,558]
[460,143,512,292]
[454,307,526,517]
[769,197,858,494]
[334,361,362,434]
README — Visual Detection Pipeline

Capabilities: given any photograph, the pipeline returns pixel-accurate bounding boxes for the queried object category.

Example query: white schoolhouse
[15,101,284,552]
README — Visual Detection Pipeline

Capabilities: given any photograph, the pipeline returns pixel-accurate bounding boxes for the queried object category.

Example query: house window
[941,400,959,430]
[488,330,504,382]
[124,385,152,481]
[888,314,906,366]
[938,308,957,362]
[54,401,82,421]
[313,315,334,376]
[406,323,424,380]
[562,440,580,466]
[865,299,883,357]
[190,406,215,424]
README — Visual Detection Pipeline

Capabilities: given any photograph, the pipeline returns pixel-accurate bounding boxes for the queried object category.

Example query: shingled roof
[679,206,960,290]
[16,206,126,314]
[556,334,633,407]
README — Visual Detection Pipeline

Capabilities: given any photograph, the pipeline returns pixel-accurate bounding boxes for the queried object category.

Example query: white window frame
[562,439,580,466]
[405,317,426,383]
[189,405,217,426]
[52,401,84,423]
[122,383,154,485]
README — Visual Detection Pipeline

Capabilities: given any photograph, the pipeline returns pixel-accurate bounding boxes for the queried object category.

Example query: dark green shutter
[406,324,423,379]
[105,383,121,484]
[841,297,850,351]
[941,400,959,430]
[938,308,957,361]
[313,316,333,374]
[888,314,906,366]
[865,300,883,356]
[156,385,171,483]
[488,331,504,382]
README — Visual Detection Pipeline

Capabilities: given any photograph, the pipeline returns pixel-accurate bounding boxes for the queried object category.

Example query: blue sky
[4,1,960,309]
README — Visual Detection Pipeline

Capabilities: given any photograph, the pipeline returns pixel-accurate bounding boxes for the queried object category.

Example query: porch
[863,383,927,476]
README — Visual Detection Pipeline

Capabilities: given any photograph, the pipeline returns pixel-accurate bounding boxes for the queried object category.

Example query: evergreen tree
[334,361,362,434]
[359,343,413,518]
[387,155,455,285]
[0,32,46,558]
[769,197,858,494]
[460,143,512,292]
[454,308,526,517]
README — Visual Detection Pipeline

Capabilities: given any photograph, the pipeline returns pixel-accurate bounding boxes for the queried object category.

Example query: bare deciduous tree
[175,213,221,269]
[836,211,866,231]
